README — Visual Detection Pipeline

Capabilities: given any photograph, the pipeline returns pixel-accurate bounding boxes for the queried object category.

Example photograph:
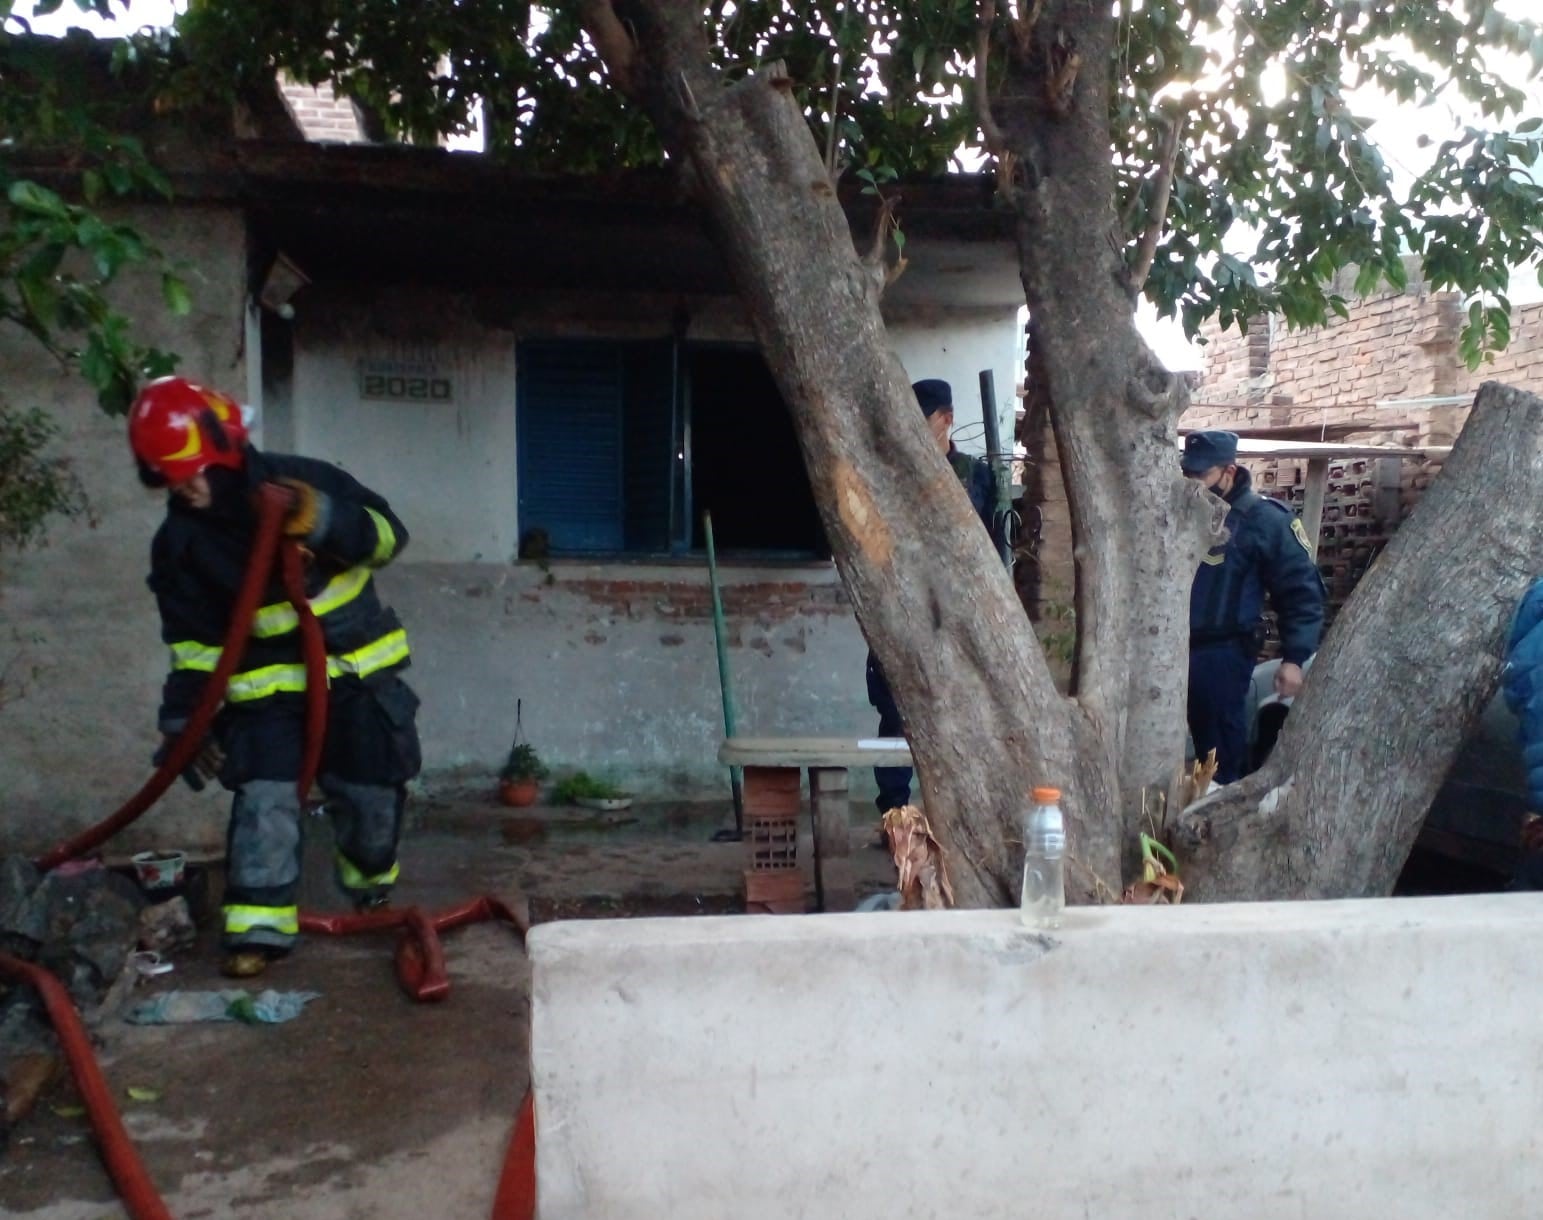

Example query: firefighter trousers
[216,674,421,952]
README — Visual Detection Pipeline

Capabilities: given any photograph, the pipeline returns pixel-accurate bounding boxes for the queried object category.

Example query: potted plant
[551,770,633,812]
[499,742,548,807]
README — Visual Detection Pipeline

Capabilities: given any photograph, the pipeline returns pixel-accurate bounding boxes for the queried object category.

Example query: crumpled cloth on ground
[125,989,320,1026]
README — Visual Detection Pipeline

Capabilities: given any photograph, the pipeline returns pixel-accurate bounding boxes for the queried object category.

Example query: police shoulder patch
[1290,517,1313,552]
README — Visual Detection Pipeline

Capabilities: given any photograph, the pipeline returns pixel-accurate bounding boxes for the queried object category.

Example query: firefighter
[129,376,421,978]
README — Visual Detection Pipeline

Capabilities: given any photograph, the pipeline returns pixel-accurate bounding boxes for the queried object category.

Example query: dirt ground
[0,788,898,1219]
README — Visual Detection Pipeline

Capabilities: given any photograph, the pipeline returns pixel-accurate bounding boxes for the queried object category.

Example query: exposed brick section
[278,78,366,143]
[1196,285,1543,413]
[564,579,850,623]
[1184,275,1543,636]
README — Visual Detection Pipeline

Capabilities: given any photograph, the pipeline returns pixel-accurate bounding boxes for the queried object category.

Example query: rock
[138,898,197,956]
[0,857,146,1013]
[4,1053,59,1124]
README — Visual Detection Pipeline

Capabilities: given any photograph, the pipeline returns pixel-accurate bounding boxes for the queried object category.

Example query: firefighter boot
[221,949,272,979]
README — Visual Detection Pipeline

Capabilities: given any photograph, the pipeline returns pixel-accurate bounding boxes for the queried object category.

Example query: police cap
[912,379,953,418]
[1181,429,1239,475]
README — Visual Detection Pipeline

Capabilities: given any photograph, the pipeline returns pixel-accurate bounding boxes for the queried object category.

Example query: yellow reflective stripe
[225,664,308,702]
[170,641,221,672]
[224,628,409,702]
[252,566,372,638]
[365,508,397,567]
[336,851,400,891]
[327,628,410,679]
[223,904,299,935]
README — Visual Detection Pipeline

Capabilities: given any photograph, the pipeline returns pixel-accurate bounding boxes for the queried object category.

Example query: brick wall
[1184,279,1543,634]
[278,78,366,143]
[1195,284,1543,418]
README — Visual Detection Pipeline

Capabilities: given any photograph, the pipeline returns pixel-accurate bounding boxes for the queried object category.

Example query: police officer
[129,377,421,978]
[867,378,996,814]
[1183,429,1325,784]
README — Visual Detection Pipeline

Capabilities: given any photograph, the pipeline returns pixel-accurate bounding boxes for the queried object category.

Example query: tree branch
[975,0,1009,156]
[823,50,842,182]
[1007,0,1043,56]
[862,191,908,294]
[579,0,639,96]
[1126,115,1185,295]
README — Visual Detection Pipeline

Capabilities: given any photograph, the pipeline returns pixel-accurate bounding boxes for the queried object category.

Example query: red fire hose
[13,482,538,1219]
[0,953,174,1220]
[33,484,295,873]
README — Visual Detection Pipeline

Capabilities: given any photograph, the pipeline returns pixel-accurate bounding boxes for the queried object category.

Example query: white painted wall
[531,896,1543,1220]
[281,289,1025,569]
[289,289,521,564]
[888,307,1021,459]
[0,202,250,857]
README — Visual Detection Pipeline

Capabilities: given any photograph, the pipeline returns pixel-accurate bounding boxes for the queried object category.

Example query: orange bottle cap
[1031,787,1061,803]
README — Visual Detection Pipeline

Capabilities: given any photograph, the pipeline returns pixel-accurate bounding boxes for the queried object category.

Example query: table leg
[809,767,854,913]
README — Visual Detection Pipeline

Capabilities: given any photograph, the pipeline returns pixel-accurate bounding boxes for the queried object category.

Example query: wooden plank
[720,736,912,768]
[1301,456,1329,558]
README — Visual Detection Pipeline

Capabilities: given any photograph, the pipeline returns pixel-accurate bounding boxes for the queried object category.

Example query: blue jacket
[1502,578,1543,811]
[1190,468,1326,664]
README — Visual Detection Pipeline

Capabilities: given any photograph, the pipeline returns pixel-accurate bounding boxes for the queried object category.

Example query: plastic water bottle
[1020,786,1066,929]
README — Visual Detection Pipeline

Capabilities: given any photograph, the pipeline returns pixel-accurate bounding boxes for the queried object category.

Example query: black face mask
[203,465,254,525]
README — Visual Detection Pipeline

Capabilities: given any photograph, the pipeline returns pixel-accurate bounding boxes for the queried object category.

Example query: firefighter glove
[278,477,330,540]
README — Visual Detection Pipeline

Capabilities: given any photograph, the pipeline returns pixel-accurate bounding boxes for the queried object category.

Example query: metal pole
[704,512,744,840]
[978,369,1013,568]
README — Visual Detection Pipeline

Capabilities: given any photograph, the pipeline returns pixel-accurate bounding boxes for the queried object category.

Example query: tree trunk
[585,0,1101,904]
[1176,381,1543,898]
[993,1,1219,879]
[583,0,1536,909]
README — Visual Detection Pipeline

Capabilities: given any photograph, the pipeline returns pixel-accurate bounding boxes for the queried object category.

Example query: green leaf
[7,181,67,219]
[126,1086,162,1103]
[161,273,192,316]
[16,274,59,331]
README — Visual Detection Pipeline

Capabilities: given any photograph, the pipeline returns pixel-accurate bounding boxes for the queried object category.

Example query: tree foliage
[0,402,87,553]
[165,0,1543,366]
[1,12,187,412]
[1,4,191,549]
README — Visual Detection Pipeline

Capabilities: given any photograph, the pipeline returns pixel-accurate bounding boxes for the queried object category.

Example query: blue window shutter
[517,343,624,553]
[624,342,676,552]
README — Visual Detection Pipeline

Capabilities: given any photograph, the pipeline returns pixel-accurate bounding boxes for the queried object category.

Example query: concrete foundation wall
[530,896,1543,1220]
[383,560,871,792]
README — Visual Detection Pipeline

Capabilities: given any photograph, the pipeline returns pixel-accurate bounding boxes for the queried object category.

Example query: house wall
[0,202,250,857]
[1193,283,1543,426]
[886,306,1022,457]
[261,285,1024,796]
[0,233,1024,859]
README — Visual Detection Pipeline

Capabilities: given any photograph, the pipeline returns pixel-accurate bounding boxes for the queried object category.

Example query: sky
[14,0,1543,372]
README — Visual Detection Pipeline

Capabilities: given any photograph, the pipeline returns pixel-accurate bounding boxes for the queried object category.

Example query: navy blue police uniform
[1185,430,1325,784]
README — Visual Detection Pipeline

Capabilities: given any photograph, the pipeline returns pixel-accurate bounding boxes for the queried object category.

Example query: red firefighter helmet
[128,377,249,486]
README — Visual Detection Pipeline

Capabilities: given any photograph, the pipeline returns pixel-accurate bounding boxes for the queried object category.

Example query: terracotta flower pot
[498,777,540,808]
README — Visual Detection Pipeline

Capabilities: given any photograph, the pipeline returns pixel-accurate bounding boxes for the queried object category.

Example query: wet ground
[0,789,899,1219]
